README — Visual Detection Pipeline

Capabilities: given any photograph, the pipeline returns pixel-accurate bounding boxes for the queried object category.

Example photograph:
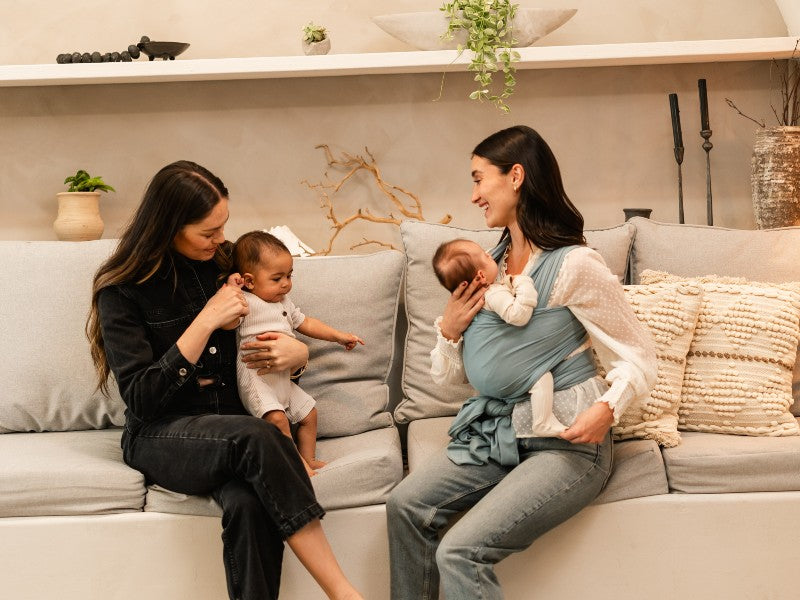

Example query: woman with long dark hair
[387,126,656,599]
[87,160,362,600]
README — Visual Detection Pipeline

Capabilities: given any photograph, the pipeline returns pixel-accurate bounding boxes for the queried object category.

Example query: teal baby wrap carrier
[447,241,596,466]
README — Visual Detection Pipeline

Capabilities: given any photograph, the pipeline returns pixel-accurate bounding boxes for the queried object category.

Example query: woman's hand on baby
[198,275,249,331]
[440,276,486,342]
[241,331,309,375]
[337,333,365,351]
[560,401,613,445]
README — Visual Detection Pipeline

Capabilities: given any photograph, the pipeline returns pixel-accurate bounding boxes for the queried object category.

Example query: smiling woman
[172,197,229,261]
[84,160,363,600]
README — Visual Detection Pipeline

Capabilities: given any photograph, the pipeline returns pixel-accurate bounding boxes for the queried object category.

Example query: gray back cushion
[0,240,126,433]
[291,252,404,437]
[629,217,800,283]
[0,242,403,437]
[629,217,800,416]
[394,220,635,424]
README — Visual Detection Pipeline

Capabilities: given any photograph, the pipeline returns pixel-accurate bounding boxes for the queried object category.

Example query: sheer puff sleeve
[429,316,469,386]
[552,247,657,423]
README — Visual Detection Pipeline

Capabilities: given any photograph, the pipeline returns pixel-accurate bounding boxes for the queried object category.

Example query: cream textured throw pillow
[641,270,800,437]
[612,282,702,447]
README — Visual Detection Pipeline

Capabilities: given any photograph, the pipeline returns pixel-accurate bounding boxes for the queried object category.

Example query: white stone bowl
[372,8,577,51]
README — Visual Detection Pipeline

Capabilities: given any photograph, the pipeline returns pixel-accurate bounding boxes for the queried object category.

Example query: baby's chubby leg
[262,410,315,477]
[528,372,567,437]
[297,408,327,475]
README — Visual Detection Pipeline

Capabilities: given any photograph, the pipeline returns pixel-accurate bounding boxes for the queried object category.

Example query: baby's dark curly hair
[232,230,290,274]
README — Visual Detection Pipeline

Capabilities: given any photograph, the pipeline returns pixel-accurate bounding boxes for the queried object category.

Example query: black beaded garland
[56,35,170,64]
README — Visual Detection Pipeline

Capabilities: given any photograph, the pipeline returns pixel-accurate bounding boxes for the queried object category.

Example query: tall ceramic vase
[53,191,104,241]
[751,127,800,229]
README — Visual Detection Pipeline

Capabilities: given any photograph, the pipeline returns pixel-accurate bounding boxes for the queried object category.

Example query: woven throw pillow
[641,270,800,436]
[612,282,702,447]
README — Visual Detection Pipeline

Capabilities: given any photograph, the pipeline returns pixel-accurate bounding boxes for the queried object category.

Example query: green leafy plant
[302,22,328,44]
[440,0,520,113]
[64,169,115,193]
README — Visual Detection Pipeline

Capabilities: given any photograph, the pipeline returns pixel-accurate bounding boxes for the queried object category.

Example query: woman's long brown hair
[86,160,230,395]
[472,125,586,250]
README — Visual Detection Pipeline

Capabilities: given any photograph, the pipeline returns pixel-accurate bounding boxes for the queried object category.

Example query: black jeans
[123,413,325,600]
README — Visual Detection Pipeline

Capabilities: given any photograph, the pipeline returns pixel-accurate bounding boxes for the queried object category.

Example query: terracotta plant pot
[53,191,104,241]
[751,127,800,229]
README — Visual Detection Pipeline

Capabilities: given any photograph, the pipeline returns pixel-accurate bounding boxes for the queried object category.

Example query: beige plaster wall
[0,2,792,249]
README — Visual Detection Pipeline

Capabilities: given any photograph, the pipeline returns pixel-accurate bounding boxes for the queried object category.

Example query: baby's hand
[226,273,245,288]
[338,333,365,351]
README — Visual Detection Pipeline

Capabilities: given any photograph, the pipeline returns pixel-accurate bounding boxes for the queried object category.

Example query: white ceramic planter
[372,8,577,51]
[775,0,800,36]
[302,37,331,56]
[53,191,104,241]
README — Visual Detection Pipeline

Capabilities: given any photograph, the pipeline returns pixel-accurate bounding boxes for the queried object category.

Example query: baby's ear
[476,270,486,283]
[242,273,255,289]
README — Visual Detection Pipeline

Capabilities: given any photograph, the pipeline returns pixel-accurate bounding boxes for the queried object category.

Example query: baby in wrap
[432,238,566,438]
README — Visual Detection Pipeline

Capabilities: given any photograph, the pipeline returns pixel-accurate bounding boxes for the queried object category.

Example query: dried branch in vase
[725,39,800,128]
[302,144,452,255]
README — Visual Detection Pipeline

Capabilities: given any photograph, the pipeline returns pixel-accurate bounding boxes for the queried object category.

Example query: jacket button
[209,346,217,354]
[178,368,187,377]
[282,311,287,316]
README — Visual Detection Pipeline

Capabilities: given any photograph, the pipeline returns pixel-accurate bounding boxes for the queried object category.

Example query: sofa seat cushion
[144,426,403,515]
[662,423,800,493]
[0,429,145,517]
[406,417,668,504]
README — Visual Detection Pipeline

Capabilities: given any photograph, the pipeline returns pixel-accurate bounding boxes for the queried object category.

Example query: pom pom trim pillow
[641,270,800,437]
[613,281,702,447]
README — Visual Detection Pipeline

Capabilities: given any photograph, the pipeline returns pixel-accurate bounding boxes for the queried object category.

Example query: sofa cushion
[612,282,702,447]
[629,218,800,416]
[0,240,126,433]
[287,251,404,437]
[144,426,403,514]
[406,416,668,504]
[628,217,800,284]
[662,424,800,493]
[0,429,144,516]
[642,271,800,437]
[394,220,636,424]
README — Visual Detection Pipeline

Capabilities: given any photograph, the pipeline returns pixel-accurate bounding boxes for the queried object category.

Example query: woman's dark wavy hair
[86,160,231,394]
[473,125,585,250]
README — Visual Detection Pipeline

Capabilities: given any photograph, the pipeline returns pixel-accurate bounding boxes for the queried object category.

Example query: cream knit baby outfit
[236,293,316,423]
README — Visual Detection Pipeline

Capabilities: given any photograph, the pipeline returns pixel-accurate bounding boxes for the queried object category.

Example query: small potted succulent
[53,169,115,241]
[302,22,331,55]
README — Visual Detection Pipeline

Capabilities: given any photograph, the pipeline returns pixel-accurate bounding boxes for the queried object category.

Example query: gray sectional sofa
[2,217,800,599]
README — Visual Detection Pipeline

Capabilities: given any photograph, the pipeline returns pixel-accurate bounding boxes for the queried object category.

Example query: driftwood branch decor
[302,144,452,255]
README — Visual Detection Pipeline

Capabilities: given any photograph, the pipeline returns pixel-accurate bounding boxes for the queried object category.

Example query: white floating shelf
[0,37,797,87]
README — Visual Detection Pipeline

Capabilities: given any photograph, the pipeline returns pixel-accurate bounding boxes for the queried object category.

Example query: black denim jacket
[98,251,247,434]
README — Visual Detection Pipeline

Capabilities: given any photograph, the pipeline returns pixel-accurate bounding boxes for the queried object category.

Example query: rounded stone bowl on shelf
[137,41,191,61]
[372,8,577,51]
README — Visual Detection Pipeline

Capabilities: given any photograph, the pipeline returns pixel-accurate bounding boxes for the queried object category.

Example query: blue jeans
[123,413,324,600]
[387,434,612,600]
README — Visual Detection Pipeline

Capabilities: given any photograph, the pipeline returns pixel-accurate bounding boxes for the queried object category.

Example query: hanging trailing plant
[440,0,520,113]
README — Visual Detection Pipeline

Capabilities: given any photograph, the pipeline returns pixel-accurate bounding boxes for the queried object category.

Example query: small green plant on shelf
[440,0,520,113]
[64,169,116,193]
[302,22,328,44]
